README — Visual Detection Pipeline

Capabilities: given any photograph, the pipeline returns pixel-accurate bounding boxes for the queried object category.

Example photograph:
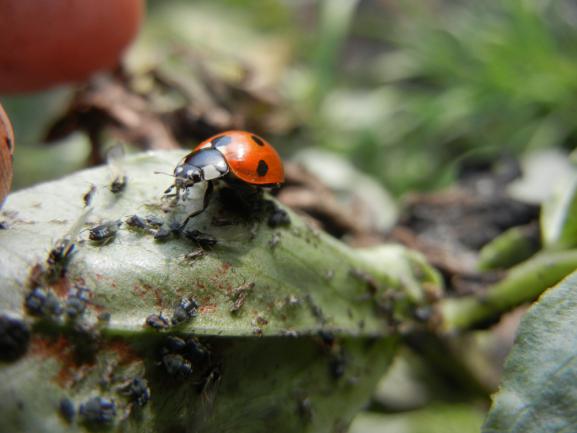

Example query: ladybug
[167,130,284,221]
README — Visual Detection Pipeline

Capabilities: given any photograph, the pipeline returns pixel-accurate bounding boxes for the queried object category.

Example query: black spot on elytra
[211,135,232,148]
[252,135,265,146]
[257,160,269,177]
[5,136,12,153]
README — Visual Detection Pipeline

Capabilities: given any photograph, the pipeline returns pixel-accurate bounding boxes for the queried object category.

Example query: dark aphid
[163,335,187,353]
[65,286,91,319]
[121,377,150,407]
[145,314,169,330]
[162,353,193,377]
[58,398,75,423]
[89,220,121,244]
[82,184,96,207]
[24,287,63,318]
[79,397,116,425]
[47,208,92,274]
[171,297,199,326]
[110,175,127,194]
[47,238,76,268]
[154,226,174,242]
[0,313,30,361]
[182,338,210,365]
[145,214,164,228]
[107,143,128,194]
[154,220,182,242]
[268,204,291,228]
[125,214,148,230]
[183,229,217,249]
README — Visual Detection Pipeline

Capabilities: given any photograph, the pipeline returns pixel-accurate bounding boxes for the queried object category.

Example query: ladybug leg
[179,182,214,230]
[164,184,175,195]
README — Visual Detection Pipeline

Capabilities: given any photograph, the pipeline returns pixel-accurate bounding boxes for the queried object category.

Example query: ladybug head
[173,148,229,190]
[174,163,202,189]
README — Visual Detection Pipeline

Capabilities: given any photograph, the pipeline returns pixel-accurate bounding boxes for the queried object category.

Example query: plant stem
[439,250,577,332]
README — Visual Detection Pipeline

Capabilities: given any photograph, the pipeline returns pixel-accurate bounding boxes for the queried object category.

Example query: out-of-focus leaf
[292,148,398,232]
[483,271,577,433]
[0,150,440,432]
[508,149,575,205]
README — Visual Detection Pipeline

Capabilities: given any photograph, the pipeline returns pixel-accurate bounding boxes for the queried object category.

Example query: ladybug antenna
[153,171,175,178]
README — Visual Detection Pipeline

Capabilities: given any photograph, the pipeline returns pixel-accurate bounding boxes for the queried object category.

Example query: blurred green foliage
[301,0,577,193]
[6,0,577,196]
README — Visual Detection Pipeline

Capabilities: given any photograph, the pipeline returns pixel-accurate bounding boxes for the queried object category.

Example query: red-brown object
[0,0,144,93]
[0,103,14,205]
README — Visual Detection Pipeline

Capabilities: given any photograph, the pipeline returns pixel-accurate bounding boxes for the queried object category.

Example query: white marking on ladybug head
[202,165,222,180]
[186,169,194,178]
[175,166,184,174]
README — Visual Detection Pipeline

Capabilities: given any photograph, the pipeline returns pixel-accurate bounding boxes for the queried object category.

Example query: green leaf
[483,271,577,432]
[0,150,439,432]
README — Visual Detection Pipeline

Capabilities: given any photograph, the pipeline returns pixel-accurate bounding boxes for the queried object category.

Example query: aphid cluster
[65,286,91,319]
[25,287,63,318]
[160,336,210,378]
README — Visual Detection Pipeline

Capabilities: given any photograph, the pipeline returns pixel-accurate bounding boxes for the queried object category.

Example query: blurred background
[7,0,577,195]
[4,0,577,431]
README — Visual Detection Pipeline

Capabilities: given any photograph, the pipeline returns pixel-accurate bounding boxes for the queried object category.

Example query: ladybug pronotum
[167,130,284,222]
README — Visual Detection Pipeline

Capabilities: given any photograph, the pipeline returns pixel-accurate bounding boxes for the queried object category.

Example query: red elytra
[194,130,284,185]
